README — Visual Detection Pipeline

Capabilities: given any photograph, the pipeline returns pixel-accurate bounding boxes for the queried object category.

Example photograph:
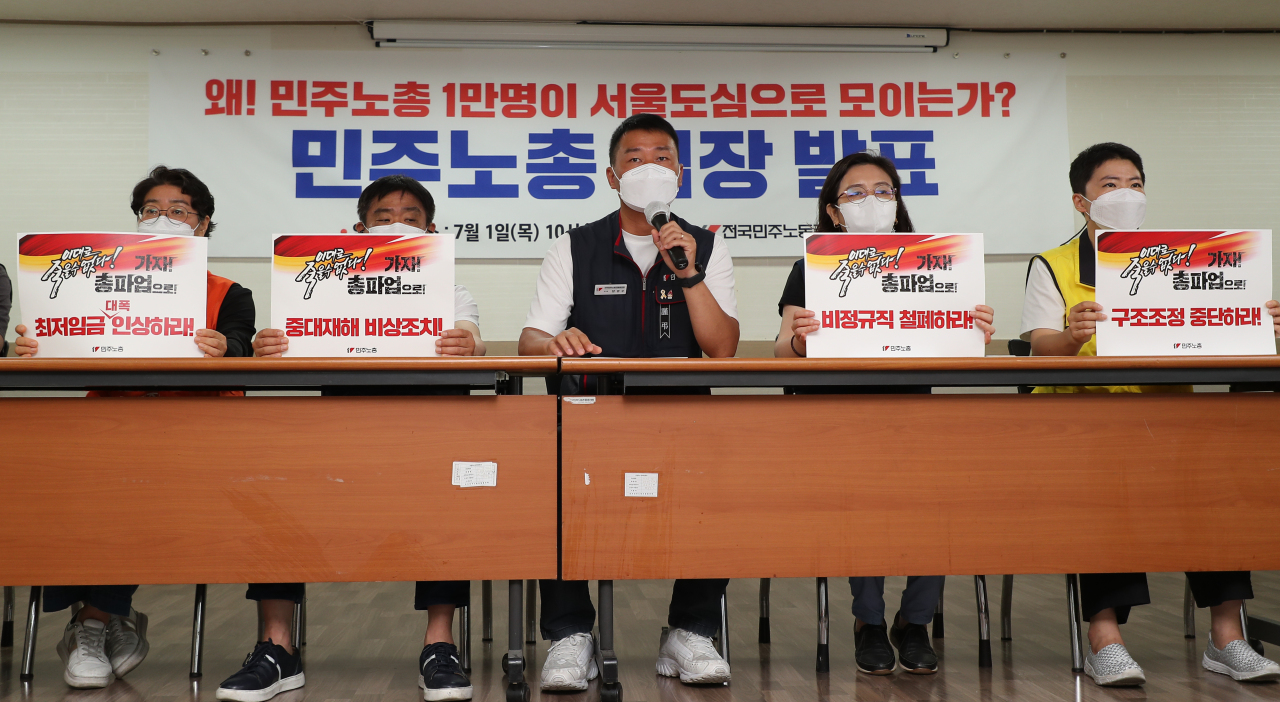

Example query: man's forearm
[1030,329,1085,357]
[684,283,739,357]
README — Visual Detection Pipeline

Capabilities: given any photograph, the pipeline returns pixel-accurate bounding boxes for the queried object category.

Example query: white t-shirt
[1019,257,1067,340]
[454,284,480,326]
[524,227,738,336]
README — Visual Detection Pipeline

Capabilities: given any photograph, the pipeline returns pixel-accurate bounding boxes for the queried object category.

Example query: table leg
[1000,574,1014,641]
[974,575,991,668]
[504,580,529,702]
[190,584,207,678]
[815,578,829,673]
[595,580,622,702]
[20,586,41,681]
[758,578,770,644]
[482,580,493,642]
[1065,574,1084,673]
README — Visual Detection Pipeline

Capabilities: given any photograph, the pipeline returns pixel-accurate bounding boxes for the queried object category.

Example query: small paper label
[624,472,658,497]
[584,473,591,485]
[594,284,627,296]
[565,396,596,404]
[452,461,498,488]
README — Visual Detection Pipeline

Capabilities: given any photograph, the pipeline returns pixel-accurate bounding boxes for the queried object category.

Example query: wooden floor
[2,572,1278,702]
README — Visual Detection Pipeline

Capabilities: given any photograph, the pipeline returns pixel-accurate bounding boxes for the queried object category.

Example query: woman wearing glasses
[14,166,256,689]
[774,151,995,676]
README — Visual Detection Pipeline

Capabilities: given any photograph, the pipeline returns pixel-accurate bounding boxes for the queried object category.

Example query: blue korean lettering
[293,129,362,198]
[676,130,692,200]
[871,130,938,196]
[794,130,869,197]
[699,130,773,199]
[448,130,519,198]
[370,131,440,181]
[526,129,595,200]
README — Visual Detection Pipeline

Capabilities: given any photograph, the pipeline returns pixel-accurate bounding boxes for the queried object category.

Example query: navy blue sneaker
[216,640,304,702]
[418,642,472,701]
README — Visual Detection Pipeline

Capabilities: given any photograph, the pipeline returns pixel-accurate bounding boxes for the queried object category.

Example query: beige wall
[3,25,1280,351]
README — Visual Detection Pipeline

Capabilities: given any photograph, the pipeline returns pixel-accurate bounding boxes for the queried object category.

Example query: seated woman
[774,151,995,676]
[1022,142,1280,686]
[14,166,256,689]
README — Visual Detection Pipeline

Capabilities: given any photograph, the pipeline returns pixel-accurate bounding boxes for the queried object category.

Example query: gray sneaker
[1084,643,1145,686]
[1203,638,1280,682]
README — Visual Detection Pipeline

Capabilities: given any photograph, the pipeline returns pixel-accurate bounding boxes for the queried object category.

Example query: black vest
[565,210,715,359]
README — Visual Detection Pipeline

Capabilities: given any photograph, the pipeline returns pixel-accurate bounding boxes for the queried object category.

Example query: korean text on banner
[150,49,1069,258]
[803,233,986,358]
[271,233,454,357]
[16,232,208,358]
[1095,230,1274,356]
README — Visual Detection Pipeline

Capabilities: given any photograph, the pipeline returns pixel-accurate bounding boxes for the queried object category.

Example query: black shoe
[889,611,938,674]
[855,622,896,675]
[215,640,305,702]
[419,642,473,701]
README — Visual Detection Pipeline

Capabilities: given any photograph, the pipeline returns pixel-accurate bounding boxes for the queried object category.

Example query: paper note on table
[624,472,658,497]
[452,462,497,488]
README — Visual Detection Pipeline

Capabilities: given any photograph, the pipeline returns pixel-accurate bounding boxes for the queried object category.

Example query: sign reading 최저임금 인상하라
[16,232,208,358]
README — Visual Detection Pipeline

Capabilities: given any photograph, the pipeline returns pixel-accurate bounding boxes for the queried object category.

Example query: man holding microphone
[519,113,739,688]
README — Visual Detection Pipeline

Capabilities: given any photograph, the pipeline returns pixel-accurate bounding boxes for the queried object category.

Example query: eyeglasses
[837,186,897,204]
[138,205,195,222]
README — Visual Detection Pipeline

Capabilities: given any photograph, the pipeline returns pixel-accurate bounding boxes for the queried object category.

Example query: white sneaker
[539,633,597,691]
[56,618,115,689]
[106,609,150,678]
[1203,638,1280,682]
[656,628,731,684]
[1084,643,1145,686]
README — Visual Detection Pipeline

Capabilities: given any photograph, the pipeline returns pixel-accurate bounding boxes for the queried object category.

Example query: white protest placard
[1095,230,1274,356]
[271,233,454,357]
[17,232,207,357]
[803,233,986,357]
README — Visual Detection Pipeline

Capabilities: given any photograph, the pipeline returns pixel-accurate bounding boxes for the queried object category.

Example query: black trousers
[1080,571,1253,624]
[539,579,728,640]
[246,581,469,608]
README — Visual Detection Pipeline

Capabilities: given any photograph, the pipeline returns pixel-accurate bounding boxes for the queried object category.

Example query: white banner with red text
[17,232,207,357]
[149,47,1070,258]
[271,232,454,357]
[803,232,986,357]
[1095,230,1274,356]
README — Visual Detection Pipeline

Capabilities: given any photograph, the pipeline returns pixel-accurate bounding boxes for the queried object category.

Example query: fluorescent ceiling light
[370,21,946,53]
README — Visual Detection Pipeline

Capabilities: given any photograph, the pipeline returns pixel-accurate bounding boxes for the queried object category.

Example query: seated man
[1021,142,1280,686]
[519,114,738,688]
[15,165,256,688]
[218,175,482,702]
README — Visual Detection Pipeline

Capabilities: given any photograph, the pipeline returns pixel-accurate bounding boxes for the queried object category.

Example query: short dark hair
[608,113,680,168]
[130,166,216,235]
[815,151,915,233]
[1069,142,1145,196]
[357,175,436,225]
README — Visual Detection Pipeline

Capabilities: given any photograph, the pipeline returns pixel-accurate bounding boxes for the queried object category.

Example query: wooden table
[557,356,1280,687]
[0,357,558,692]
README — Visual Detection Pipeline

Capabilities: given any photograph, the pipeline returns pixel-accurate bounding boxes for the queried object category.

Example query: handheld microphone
[644,201,689,270]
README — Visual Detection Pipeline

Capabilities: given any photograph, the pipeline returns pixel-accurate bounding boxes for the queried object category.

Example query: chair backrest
[1006,339,1033,394]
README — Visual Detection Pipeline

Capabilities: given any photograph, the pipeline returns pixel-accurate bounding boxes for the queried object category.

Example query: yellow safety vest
[1030,232,1191,394]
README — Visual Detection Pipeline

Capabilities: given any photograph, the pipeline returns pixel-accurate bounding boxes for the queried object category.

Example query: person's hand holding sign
[252,328,289,358]
[1268,299,1280,338]
[195,328,228,357]
[1067,301,1108,344]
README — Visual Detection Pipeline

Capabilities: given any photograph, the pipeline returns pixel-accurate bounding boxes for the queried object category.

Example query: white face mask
[1085,188,1146,230]
[614,163,679,213]
[137,216,196,236]
[366,222,427,235]
[836,198,897,233]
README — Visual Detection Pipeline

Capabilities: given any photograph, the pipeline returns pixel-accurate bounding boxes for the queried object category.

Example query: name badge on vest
[659,305,671,339]
[594,284,627,296]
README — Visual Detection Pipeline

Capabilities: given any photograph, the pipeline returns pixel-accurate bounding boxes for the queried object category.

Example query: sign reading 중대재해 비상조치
[803,233,986,357]
[271,233,454,357]
[16,232,208,358]
[1095,230,1274,356]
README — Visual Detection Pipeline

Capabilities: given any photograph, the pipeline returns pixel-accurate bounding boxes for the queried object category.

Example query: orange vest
[90,272,243,398]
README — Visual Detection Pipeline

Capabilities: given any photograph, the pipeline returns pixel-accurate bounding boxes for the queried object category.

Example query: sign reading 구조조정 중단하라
[271,233,455,357]
[15,232,208,357]
[1095,230,1275,356]
[803,233,987,358]
[148,47,1071,258]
